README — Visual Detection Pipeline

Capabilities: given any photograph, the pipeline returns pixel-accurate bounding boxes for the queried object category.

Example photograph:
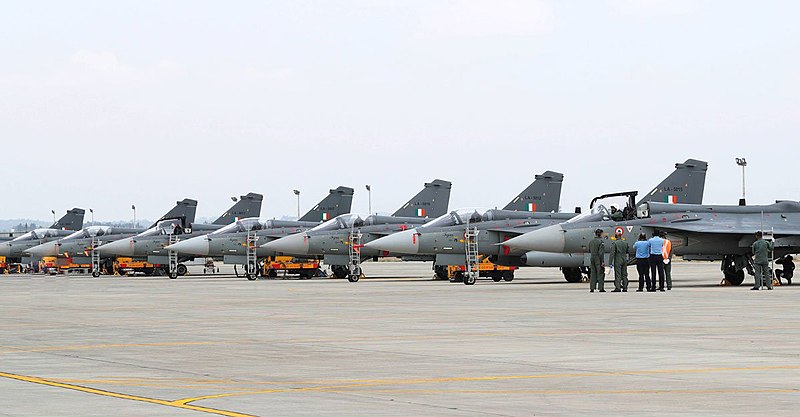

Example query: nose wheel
[347,265,362,282]
[463,272,477,285]
[244,263,259,281]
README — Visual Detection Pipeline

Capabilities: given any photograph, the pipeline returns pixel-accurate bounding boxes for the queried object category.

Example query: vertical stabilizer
[503,171,563,212]
[150,199,198,228]
[392,179,452,218]
[637,159,708,205]
[50,208,86,231]
[213,193,263,225]
[299,186,355,222]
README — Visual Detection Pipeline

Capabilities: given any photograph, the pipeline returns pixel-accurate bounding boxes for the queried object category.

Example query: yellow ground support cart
[262,256,325,280]
[446,257,517,282]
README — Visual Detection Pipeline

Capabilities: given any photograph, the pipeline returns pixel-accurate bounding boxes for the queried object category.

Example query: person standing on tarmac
[661,231,673,290]
[751,231,774,290]
[633,233,651,292]
[589,229,606,293]
[648,231,666,292]
[609,229,629,292]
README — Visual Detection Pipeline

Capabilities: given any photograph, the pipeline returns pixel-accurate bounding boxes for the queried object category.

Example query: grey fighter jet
[25,199,198,275]
[165,186,355,278]
[262,179,453,281]
[503,199,799,286]
[367,159,708,284]
[0,208,86,262]
[91,193,263,277]
[363,172,568,283]
[510,159,708,281]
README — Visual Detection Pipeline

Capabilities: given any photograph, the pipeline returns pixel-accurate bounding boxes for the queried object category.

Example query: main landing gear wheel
[176,263,188,276]
[562,267,583,283]
[723,268,745,286]
[332,265,348,279]
[434,265,449,280]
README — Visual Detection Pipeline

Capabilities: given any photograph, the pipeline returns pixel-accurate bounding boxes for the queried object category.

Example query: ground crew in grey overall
[589,229,606,293]
[610,229,629,292]
[751,231,774,290]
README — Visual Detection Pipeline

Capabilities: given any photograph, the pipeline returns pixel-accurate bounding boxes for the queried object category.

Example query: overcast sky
[1,1,798,222]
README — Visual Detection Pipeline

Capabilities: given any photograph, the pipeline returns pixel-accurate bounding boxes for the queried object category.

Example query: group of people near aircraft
[586,229,675,293]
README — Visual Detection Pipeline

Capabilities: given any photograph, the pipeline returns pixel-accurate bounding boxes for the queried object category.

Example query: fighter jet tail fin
[213,193,263,225]
[637,159,708,205]
[150,199,198,228]
[51,208,86,231]
[503,171,563,212]
[299,186,355,222]
[392,179,452,218]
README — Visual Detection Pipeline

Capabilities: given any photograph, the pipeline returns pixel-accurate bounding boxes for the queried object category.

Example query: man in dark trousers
[648,231,666,292]
[589,229,606,293]
[633,233,651,292]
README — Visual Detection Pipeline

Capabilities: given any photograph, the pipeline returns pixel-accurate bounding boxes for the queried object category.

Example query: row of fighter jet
[3,157,796,285]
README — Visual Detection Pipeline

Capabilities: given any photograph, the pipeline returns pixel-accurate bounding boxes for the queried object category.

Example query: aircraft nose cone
[261,233,309,255]
[166,236,210,256]
[25,242,59,257]
[364,229,419,254]
[503,225,566,252]
[96,238,134,256]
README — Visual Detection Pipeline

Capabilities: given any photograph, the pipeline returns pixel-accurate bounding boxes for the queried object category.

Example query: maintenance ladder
[347,226,363,281]
[246,230,258,277]
[464,224,479,285]
[91,238,101,276]
[167,234,179,277]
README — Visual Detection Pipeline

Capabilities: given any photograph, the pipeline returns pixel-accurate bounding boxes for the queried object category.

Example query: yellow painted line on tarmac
[0,371,255,417]
[172,364,800,404]
[343,388,800,395]
[0,341,219,354]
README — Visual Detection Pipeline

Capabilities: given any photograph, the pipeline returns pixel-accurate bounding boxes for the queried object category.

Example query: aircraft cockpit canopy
[309,214,364,232]
[420,209,484,230]
[63,226,112,241]
[209,218,264,235]
[567,194,649,224]
[138,219,184,237]
[11,228,60,242]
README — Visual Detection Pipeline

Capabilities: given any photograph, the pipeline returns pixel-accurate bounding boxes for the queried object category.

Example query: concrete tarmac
[0,262,798,416]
